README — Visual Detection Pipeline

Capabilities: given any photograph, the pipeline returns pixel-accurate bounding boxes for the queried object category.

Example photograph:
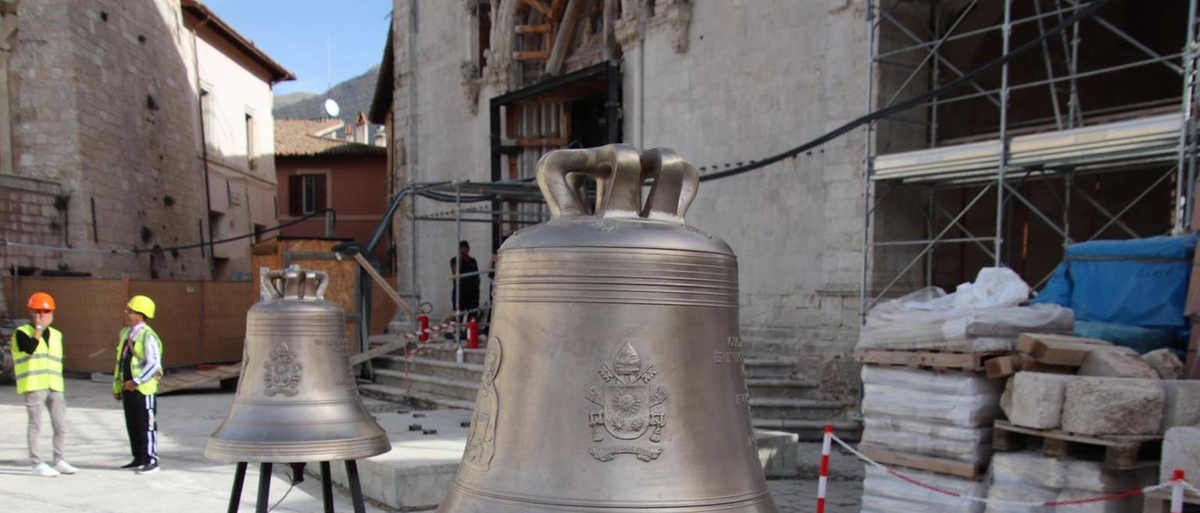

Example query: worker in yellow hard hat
[113,295,163,475]
[10,292,78,477]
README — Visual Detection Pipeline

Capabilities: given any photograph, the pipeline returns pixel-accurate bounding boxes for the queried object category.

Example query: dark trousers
[122,390,158,465]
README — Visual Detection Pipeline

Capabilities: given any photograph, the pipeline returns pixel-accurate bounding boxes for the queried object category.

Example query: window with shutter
[288,174,328,216]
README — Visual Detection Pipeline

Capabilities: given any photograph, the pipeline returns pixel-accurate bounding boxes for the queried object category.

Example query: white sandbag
[862,385,1001,427]
[862,366,1005,396]
[863,465,986,513]
[984,481,1056,513]
[863,416,992,443]
[990,452,1154,493]
[861,425,991,463]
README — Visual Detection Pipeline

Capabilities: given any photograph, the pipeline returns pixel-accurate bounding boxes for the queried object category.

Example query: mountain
[273,66,382,140]
[275,91,317,109]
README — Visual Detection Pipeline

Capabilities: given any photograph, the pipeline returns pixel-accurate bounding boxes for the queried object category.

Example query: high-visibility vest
[10,324,64,394]
[113,325,162,395]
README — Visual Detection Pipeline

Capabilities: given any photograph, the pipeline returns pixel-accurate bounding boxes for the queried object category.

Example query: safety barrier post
[817,425,832,513]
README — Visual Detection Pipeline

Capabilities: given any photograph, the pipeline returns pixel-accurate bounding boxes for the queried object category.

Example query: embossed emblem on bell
[205,265,391,463]
[437,145,778,512]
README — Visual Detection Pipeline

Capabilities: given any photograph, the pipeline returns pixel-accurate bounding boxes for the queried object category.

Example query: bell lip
[502,217,734,256]
[441,481,778,512]
[203,435,392,463]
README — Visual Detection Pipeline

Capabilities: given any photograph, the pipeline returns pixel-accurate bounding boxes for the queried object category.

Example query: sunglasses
[32,310,52,315]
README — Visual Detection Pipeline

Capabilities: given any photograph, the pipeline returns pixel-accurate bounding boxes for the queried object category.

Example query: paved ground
[0,378,865,512]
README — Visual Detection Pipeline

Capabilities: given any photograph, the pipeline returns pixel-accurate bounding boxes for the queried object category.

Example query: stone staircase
[360,338,859,442]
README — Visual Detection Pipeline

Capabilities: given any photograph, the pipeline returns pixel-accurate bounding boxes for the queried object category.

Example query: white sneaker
[52,460,78,474]
[32,463,60,477]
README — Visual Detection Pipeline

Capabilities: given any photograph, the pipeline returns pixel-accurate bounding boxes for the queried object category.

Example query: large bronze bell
[206,266,391,463]
[439,145,778,512]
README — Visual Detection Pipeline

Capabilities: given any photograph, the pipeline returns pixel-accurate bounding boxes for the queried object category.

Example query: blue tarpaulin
[1032,235,1198,352]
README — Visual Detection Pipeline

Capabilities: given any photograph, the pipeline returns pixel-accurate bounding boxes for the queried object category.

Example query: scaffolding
[861,0,1200,319]
[408,180,548,343]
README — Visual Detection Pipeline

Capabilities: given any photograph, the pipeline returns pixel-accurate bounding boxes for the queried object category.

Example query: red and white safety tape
[819,428,1198,511]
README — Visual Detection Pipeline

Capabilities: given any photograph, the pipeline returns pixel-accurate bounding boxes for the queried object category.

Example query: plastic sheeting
[1034,235,1197,339]
[859,268,1074,351]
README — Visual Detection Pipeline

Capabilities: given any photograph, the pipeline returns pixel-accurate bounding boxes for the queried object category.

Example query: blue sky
[202,0,393,95]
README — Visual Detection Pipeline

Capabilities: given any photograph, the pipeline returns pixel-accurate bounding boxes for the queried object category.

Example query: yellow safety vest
[10,324,64,394]
[113,325,163,395]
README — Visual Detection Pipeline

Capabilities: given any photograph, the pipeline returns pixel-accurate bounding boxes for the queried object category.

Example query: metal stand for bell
[224,460,368,513]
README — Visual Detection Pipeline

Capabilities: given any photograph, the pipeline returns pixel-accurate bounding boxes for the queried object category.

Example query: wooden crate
[992,420,1162,470]
[853,349,1010,372]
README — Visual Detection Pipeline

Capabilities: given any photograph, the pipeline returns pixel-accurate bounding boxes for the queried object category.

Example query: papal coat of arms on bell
[586,343,667,461]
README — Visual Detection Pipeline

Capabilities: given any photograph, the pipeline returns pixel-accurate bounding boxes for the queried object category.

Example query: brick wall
[0,174,63,272]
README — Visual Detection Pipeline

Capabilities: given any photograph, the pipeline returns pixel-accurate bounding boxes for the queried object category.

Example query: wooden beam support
[516,23,553,34]
[521,0,553,16]
[351,252,413,316]
[545,0,585,76]
[514,50,551,60]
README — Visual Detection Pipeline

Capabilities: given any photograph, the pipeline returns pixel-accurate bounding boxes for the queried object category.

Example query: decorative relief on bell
[586,343,667,462]
[463,338,502,472]
[263,341,302,397]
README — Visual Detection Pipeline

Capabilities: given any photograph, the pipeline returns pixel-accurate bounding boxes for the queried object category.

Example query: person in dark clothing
[449,241,481,338]
[113,295,163,475]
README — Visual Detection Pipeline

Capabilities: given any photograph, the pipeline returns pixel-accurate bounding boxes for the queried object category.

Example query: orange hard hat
[27,292,56,311]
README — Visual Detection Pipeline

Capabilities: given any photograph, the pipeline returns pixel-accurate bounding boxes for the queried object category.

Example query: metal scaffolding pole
[861,0,1197,320]
[1178,0,1200,233]
[860,0,877,325]
[995,0,1012,267]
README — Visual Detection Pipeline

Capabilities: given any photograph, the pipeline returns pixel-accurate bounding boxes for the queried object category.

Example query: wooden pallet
[858,443,986,481]
[157,363,242,395]
[853,349,1010,372]
[992,420,1162,470]
[1142,488,1200,513]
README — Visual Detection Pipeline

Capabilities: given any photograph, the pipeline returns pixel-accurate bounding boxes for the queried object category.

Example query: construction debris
[1141,349,1185,380]
[1077,350,1160,379]
[1160,427,1200,487]
[1010,372,1072,430]
[1061,377,1165,436]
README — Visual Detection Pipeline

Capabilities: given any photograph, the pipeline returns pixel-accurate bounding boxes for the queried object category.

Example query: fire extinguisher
[417,302,432,342]
[467,319,479,349]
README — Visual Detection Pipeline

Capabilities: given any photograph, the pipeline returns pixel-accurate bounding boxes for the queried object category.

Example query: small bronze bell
[206,265,391,463]
[438,145,778,512]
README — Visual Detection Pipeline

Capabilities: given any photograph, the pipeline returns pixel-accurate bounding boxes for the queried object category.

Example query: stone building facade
[372,0,892,406]
[0,0,291,294]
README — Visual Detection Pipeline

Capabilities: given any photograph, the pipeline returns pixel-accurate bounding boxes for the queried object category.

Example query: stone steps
[748,398,853,421]
[373,356,483,383]
[745,377,819,399]
[743,357,804,379]
[372,368,480,402]
[751,418,862,442]
[359,383,476,411]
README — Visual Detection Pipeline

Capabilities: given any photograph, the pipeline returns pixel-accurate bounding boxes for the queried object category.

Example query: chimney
[354,112,368,144]
[344,125,353,139]
[373,126,387,147]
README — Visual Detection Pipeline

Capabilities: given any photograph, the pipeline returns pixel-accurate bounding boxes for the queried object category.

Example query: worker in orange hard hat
[10,292,78,477]
[113,294,163,475]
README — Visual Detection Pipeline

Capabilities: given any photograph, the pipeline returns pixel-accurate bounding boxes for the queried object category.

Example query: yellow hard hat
[127,295,156,319]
